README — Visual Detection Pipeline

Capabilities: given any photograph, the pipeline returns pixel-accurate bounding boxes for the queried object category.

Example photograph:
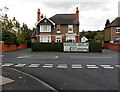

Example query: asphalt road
[1,48,120,91]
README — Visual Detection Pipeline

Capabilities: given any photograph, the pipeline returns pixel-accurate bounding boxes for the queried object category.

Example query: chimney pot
[41,14,43,19]
[37,8,41,22]
[76,7,79,21]
[4,14,8,19]
[13,17,16,21]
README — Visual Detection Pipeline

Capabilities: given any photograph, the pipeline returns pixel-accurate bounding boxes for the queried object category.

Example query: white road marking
[101,65,111,67]
[15,64,26,67]
[0,55,4,57]
[72,64,82,69]
[57,64,67,69]
[43,64,53,68]
[101,65,114,69]
[28,64,40,68]
[0,75,14,85]
[55,56,58,59]
[87,67,98,69]
[17,55,31,59]
[2,63,13,67]
[102,67,114,69]
[115,65,120,68]
[87,65,96,67]
[87,65,98,69]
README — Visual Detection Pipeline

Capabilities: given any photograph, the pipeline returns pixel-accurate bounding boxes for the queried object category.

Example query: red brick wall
[62,36,66,42]
[0,42,27,52]
[75,36,80,42]
[36,36,40,41]
[104,43,120,51]
[51,36,56,42]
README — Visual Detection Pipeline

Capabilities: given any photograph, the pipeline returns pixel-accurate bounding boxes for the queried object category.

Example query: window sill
[68,31,73,33]
[57,31,61,33]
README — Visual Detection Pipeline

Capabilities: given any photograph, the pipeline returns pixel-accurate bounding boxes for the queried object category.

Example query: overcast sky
[0,0,119,31]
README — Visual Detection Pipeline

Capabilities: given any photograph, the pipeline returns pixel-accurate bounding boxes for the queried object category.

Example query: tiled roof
[50,14,79,25]
[105,17,120,28]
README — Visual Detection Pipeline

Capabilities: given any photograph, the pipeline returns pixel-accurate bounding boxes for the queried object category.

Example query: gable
[36,18,55,26]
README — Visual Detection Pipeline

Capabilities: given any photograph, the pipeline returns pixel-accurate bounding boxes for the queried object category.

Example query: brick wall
[0,42,27,52]
[104,43,120,51]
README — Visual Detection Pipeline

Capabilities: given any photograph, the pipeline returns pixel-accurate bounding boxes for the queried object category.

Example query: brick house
[104,17,120,43]
[31,7,80,42]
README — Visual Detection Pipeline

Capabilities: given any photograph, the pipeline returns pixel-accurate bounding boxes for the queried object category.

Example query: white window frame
[68,25,73,33]
[66,35,75,42]
[116,27,120,33]
[56,36,62,42]
[40,25,51,32]
[116,36,120,40]
[57,25,61,33]
[40,35,51,42]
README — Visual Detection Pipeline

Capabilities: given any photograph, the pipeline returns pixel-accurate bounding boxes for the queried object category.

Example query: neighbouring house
[3,14,19,33]
[104,17,120,43]
[81,36,88,42]
[31,7,80,42]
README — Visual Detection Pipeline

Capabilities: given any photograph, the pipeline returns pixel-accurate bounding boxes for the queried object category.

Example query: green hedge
[89,42,102,52]
[31,42,63,52]
[31,42,102,52]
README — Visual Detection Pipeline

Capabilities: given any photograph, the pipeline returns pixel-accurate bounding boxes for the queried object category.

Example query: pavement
[1,67,56,92]
[1,48,120,91]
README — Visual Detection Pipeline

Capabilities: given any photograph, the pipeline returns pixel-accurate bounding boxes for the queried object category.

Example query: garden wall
[0,42,27,52]
[104,43,120,52]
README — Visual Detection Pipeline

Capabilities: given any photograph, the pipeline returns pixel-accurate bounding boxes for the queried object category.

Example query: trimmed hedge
[89,42,102,52]
[31,42,63,52]
[31,42,102,52]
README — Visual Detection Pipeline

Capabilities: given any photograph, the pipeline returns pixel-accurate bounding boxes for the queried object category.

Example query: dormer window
[57,25,61,33]
[68,25,73,33]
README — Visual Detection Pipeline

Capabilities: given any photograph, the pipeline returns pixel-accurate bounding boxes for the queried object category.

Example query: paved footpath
[1,67,57,92]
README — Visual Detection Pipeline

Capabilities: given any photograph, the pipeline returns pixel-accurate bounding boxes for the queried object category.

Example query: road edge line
[3,67,57,92]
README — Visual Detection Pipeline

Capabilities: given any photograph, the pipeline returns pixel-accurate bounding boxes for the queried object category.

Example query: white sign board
[63,43,89,52]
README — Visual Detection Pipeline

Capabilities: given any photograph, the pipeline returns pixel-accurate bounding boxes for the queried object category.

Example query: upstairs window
[57,25,61,33]
[68,25,73,33]
[116,27,120,33]
[40,25,51,32]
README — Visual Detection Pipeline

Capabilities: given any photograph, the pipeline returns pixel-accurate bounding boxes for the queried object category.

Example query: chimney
[4,14,8,19]
[37,8,41,22]
[41,14,43,19]
[12,17,16,21]
[76,7,79,21]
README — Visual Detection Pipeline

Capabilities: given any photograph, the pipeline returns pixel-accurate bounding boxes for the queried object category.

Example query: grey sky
[0,0,119,31]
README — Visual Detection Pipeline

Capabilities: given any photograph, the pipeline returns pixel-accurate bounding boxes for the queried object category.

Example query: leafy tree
[21,23,33,42]
[2,30,17,45]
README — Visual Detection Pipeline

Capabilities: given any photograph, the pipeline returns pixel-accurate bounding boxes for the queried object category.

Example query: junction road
[1,48,120,91]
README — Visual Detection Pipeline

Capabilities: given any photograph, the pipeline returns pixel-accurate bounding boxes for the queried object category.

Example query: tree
[21,23,33,42]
